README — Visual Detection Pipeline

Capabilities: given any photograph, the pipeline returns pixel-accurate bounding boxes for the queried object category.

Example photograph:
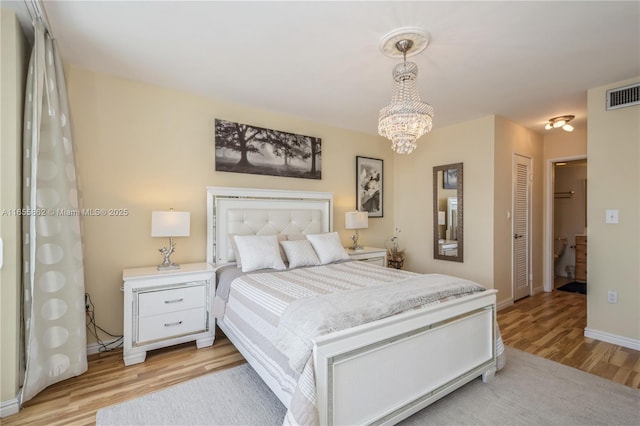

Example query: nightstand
[122,262,215,366]
[346,246,387,267]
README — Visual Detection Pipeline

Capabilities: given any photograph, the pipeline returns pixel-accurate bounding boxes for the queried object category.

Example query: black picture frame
[356,156,383,217]
[214,118,322,179]
[443,168,458,189]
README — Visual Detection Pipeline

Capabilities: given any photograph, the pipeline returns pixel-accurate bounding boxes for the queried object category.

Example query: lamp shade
[345,211,369,230]
[151,211,190,237]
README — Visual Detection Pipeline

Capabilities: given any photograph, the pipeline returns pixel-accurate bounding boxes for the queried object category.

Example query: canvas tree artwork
[215,119,322,179]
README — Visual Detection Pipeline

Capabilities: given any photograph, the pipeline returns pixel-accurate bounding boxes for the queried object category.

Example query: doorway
[553,159,588,287]
[544,156,588,292]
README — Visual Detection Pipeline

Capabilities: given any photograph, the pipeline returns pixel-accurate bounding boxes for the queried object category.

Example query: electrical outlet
[85,293,90,311]
[607,290,618,304]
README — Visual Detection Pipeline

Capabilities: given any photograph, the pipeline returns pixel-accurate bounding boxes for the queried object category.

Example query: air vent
[606,83,640,110]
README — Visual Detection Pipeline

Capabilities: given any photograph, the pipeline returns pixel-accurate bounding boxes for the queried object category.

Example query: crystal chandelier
[378,37,434,155]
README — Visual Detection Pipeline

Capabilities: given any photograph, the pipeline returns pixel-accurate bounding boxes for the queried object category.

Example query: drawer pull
[164,298,184,304]
[164,321,183,327]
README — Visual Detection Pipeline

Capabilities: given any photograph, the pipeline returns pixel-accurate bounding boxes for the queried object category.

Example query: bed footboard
[313,290,497,426]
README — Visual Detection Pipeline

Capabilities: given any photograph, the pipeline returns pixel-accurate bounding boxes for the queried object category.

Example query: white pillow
[228,234,243,267]
[280,239,319,269]
[230,234,287,268]
[233,235,287,272]
[306,232,350,265]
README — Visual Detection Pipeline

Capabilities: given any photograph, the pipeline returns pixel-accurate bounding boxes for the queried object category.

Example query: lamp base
[350,231,364,251]
[157,237,180,271]
[157,263,180,271]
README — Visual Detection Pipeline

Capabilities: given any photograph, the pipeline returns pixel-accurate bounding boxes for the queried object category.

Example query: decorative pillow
[230,234,287,268]
[233,235,286,272]
[276,234,289,263]
[280,239,320,269]
[228,234,243,267]
[306,232,350,265]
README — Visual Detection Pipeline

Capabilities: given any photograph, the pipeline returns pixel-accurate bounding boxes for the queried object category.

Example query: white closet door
[513,154,532,301]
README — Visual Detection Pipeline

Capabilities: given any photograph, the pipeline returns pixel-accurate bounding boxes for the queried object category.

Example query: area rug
[558,281,587,294]
[96,346,639,426]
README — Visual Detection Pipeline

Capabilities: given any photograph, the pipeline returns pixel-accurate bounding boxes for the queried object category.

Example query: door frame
[543,154,587,292]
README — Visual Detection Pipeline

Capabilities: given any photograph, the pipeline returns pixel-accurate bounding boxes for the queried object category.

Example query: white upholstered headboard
[206,187,334,265]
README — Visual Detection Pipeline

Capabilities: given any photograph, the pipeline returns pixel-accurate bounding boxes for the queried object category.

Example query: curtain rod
[24,0,55,39]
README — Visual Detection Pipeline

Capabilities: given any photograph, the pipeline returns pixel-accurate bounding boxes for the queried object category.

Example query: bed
[206,186,504,426]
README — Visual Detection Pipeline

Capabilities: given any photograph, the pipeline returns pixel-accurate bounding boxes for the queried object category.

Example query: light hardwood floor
[499,289,639,388]
[3,290,639,426]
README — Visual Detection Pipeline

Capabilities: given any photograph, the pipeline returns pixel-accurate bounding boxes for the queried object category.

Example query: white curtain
[21,20,87,404]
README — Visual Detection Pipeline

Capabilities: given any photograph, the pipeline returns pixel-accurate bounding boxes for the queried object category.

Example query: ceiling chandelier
[545,115,575,132]
[378,28,434,155]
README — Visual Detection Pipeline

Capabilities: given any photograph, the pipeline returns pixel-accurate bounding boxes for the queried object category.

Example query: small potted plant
[385,228,405,269]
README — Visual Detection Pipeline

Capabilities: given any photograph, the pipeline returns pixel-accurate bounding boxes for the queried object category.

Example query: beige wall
[0,7,28,404]
[394,115,543,308]
[586,77,639,343]
[543,125,587,160]
[494,117,544,298]
[394,116,496,289]
[65,66,396,343]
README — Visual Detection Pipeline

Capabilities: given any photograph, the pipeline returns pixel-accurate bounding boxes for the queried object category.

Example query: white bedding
[275,273,487,373]
[214,261,505,426]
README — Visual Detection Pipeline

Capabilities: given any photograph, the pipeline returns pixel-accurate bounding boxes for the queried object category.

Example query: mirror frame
[433,162,464,262]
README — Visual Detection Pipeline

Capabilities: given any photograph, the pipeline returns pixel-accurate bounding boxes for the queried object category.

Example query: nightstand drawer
[358,257,385,267]
[347,247,387,267]
[138,284,205,317]
[138,307,206,343]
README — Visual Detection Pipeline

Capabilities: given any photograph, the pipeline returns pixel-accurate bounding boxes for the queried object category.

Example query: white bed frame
[206,186,497,426]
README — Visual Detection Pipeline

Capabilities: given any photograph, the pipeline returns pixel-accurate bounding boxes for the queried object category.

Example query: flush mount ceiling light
[545,115,575,132]
[378,27,434,155]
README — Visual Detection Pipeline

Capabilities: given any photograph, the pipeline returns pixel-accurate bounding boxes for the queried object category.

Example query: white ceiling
[6,1,640,135]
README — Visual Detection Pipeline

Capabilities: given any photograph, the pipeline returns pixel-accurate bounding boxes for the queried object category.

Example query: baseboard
[87,338,122,355]
[497,298,513,311]
[0,397,20,418]
[531,285,545,295]
[584,327,640,351]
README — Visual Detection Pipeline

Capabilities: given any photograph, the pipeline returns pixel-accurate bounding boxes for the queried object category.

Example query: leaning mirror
[433,163,463,262]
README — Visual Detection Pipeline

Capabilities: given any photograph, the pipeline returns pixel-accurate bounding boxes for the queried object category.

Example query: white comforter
[214,261,505,426]
[275,273,487,373]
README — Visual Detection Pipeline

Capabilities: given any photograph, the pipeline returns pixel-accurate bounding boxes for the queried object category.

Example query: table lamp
[151,209,190,270]
[345,210,368,251]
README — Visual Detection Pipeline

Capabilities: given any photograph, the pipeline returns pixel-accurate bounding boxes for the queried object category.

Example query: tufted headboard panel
[206,187,333,265]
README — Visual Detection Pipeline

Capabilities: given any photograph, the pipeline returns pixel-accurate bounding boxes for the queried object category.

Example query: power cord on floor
[85,292,123,352]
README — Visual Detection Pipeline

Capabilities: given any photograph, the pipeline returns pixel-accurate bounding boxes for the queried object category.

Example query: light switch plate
[605,209,619,224]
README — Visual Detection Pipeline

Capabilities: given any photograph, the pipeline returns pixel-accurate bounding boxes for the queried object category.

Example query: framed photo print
[356,156,383,217]
[443,168,458,189]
